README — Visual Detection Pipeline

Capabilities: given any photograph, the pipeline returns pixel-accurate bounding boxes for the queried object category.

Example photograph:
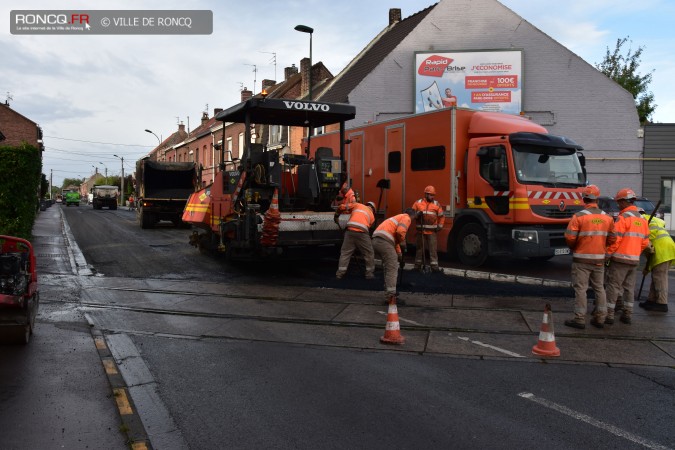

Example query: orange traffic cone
[532,303,560,357]
[260,189,281,246]
[380,295,405,345]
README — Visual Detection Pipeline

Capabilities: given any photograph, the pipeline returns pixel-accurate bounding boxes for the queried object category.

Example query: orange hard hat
[582,184,600,200]
[614,188,637,201]
[424,185,436,195]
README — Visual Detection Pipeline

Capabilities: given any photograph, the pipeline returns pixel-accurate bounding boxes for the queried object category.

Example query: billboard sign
[415,50,523,114]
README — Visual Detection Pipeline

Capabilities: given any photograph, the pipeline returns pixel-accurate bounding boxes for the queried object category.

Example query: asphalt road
[1,204,672,450]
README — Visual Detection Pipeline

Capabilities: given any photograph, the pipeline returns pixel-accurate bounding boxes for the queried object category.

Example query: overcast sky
[2,0,673,188]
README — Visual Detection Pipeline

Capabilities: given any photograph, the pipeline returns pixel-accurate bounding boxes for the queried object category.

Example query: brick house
[168,59,335,187]
[0,101,44,152]
[147,123,188,162]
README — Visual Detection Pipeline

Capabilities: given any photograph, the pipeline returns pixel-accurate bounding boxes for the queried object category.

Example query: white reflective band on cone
[385,322,401,331]
[538,331,555,342]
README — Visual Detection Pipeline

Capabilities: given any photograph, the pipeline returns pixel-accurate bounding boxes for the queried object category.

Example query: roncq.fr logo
[14,13,90,26]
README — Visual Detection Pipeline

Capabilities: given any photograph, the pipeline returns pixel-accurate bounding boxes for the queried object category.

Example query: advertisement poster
[415,50,523,114]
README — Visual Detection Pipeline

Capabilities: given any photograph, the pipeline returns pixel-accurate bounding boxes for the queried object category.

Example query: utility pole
[114,154,124,202]
[50,169,53,199]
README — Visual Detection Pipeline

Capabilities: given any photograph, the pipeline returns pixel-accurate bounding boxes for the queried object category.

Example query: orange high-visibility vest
[412,198,445,235]
[565,204,616,264]
[372,214,411,253]
[337,202,374,233]
[607,205,650,265]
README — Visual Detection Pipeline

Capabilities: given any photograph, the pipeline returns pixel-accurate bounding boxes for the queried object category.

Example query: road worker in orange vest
[372,208,415,303]
[412,185,445,272]
[563,185,616,329]
[604,188,650,325]
[335,182,356,206]
[334,201,376,280]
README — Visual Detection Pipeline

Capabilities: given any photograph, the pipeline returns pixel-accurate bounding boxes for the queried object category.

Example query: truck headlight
[512,230,538,243]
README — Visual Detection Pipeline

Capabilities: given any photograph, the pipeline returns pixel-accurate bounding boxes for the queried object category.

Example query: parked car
[597,196,662,220]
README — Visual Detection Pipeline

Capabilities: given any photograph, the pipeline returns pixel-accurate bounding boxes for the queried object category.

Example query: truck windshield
[512,146,584,187]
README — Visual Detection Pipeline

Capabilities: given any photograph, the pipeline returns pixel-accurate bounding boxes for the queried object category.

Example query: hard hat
[582,184,600,200]
[366,201,376,210]
[424,185,436,195]
[614,188,637,201]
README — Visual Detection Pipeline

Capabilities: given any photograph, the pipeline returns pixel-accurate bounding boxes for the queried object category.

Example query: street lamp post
[145,129,162,161]
[145,129,161,145]
[113,154,124,204]
[294,24,314,102]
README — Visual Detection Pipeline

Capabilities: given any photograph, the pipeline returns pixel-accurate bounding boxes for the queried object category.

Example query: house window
[269,125,283,146]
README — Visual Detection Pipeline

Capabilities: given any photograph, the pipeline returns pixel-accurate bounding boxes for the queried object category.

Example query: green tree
[595,36,656,124]
[62,178,83,188]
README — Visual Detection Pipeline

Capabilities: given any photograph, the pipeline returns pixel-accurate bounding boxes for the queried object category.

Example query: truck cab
[460,132,585,265]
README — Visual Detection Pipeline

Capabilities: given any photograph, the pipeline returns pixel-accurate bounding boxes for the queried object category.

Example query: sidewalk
[0,205,129,449]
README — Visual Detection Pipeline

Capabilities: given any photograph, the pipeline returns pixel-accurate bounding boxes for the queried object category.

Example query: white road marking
[518,392,671,450]
[456,334,525,358]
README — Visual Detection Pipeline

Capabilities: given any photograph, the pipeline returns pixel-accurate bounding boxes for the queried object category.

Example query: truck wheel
[457,223,488,267]
[139,208,154,229]
[111,204,117,210]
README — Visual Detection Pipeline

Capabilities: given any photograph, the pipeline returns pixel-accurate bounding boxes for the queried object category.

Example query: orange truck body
[309,107,587,266]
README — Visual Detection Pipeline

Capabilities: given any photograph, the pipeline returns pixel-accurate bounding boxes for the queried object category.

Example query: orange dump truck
[309,107,587,266]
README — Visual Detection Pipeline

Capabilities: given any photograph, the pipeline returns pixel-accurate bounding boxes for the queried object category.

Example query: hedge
[0,144,42,240]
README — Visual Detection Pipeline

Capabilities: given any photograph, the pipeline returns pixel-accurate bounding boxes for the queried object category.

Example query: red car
[0,236,39,344]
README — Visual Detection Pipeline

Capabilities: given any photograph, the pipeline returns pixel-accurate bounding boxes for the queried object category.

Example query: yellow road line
[94,336,107,350]
[113,388,133,415]
[102,358,118,375]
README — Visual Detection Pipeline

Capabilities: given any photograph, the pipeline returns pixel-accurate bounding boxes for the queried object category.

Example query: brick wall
[0,103,40,148]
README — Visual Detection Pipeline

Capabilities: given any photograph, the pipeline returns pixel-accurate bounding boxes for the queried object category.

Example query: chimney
[214,108,223,116]
[300,58,311,99]
[285,64,298,81]
[241,88,252,102]
[261,79,276,93]
[201,111,209,125]
[389,8,401,25]
[178,123,185,133]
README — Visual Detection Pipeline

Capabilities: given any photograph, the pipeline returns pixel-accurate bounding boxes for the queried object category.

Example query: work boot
[605,312,614,325]
[564,319,585,330]
[642,302,668,312]
[619,314,632,325]
[336,273,344,280]
[365,273,375,280]
[431,266,442,273]
[590,318,604,329]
